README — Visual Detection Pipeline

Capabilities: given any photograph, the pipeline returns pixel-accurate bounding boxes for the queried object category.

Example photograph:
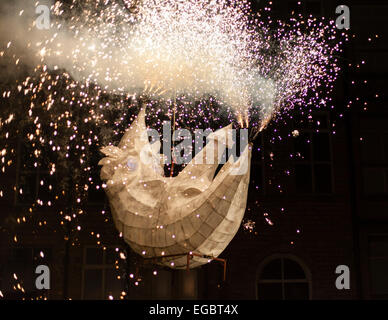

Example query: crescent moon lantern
[99,109,252,268]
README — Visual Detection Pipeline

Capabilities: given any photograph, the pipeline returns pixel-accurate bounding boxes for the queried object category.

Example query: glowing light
[0,0,346,291]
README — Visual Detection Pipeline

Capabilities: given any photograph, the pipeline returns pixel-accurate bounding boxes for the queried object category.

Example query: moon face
[99,109,252,268]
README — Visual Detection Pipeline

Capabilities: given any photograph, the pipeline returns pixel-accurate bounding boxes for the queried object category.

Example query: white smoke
[0,0,276,118]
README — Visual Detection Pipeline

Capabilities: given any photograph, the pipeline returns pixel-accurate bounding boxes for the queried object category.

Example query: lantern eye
[126,157,138,171]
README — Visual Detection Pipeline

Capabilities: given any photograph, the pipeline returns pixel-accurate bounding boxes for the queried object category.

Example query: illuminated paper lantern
[99,110,251,268]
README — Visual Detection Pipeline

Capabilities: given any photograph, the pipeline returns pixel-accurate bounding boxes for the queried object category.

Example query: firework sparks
[2,0,342,129]
[0,0,345,293]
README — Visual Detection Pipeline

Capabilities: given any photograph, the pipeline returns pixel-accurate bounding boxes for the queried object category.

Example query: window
[293,113,333,194]
[352,5,388,50]
[15,133,106,206]
[360,118,388,195]
[17,169,58,204]
[82,246,125,300]
[15,135,58,205]
[257,256,311,300]
[368,235,388,299]
[1,247,52,299]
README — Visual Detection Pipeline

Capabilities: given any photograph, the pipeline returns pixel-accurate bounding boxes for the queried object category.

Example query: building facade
[0,0,387,300]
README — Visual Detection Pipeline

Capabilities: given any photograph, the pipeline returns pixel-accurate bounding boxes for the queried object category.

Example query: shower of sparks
[0,0,348,296]
[2,0,343,130]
